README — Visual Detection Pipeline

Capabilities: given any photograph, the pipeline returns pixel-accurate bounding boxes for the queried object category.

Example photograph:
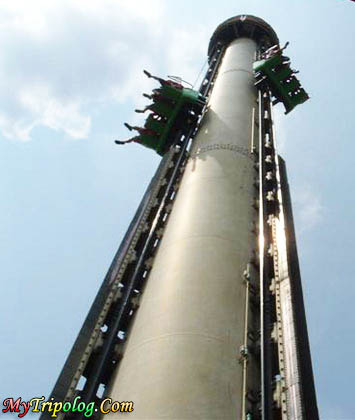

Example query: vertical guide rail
[257,87,318,420]
[200,43,225,98]
[258,89,284,420]
[271,101,301,419]
[258,90,268,420]
[241,268,249,420]
[258,90,272,420]
[250,107,256,154]
[269,95,318,419]
[277,156,319,419]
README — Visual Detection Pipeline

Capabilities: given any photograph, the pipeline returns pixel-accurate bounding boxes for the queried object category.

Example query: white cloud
[293,186,323,233]
[0,0,207,141]
[19,84,91,139]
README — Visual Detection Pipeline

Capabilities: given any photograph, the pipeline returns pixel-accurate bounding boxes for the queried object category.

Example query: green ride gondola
[115,70,206,156]
[253,43,309,114]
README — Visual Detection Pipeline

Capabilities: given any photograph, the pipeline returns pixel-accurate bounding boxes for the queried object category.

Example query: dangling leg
[115,136,139,145]
[135,105,150,113]
[281,41,289,52]
[124,122,134,130]
[143,69,165,85]
[143,93,152,99]
[125,122,143,131]
[143,69,152,78]
[124,123,156,137]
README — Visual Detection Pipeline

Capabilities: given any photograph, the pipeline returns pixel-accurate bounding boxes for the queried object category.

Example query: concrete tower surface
[42,15,318,420]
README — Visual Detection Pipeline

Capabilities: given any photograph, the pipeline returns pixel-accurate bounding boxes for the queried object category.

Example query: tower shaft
[107,37,258,419]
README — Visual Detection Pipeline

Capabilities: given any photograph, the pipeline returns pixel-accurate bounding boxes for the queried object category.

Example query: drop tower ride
[43,15,319,420]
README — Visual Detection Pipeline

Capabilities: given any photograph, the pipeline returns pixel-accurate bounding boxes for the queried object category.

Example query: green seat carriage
[253,50,309,114]
[116,71,206,156]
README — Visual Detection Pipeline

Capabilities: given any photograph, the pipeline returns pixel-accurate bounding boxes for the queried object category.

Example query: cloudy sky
[1,1,354,419]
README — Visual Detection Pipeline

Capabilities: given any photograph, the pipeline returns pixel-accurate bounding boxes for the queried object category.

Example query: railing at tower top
[40,44,225,420]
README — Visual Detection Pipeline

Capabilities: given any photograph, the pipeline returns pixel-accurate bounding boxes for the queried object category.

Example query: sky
[1,0,354,419]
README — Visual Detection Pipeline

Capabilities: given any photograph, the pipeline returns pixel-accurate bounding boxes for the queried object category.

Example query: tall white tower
[42,15,318,420]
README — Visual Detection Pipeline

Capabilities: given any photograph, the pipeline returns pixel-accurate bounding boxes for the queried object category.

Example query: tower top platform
[208,15,279,58]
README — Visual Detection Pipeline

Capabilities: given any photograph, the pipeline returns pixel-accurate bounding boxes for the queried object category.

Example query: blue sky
[1,1,354,419]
